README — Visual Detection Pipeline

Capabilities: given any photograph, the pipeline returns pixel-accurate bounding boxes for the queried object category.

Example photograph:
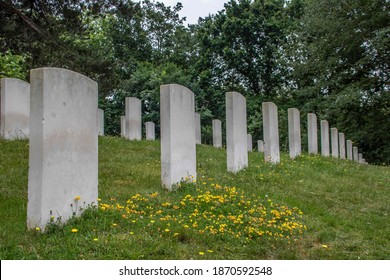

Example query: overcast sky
[135,0,229,25]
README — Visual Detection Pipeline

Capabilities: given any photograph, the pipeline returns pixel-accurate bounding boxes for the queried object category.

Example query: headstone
[339,133,346,159]
[160,84,196,191]
[346,140,353,160]
[353,146,359,162]
[247,134,253,152]
[320,120,330,156]
[98,108,104,136]
[262,102,280,164]
[226,91,248,172]
[331,127,339,158]
[288,108,301,159]
[212,119,222,148]
[358,153,363,163]
[195,113,201,144]
[120,116,126,138]
[0,78,30,139]
[125,97,142,140]
[145,121,155,140]
[307,113,318,155]
[257,140,264,152]
[27,68,98,230]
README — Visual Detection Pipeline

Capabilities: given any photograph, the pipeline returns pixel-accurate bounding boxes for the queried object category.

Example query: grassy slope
[0,137,389,260]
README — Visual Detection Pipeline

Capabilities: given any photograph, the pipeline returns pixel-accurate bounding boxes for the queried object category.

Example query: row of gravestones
[0,68,367,231]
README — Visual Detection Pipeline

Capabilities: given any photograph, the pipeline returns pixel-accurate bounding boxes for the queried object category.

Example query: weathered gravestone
[195,113,201,144]
[125,97,142,140]
[98,108,104,136]
[262,102,280,164]
[331,128,339,158]
[339,133,346,159]
[226,92,248,172]
[0,78,30,139]
[307,113,318,155]
[27,68,98,230]
[145,121,156,140]
[212,119,222,148]
[160,84,196,191]
[320,120,330,157]
[288,108,301,159]
[346,140,353,160]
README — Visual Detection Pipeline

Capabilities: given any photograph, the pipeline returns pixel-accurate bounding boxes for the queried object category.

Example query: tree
[292,0,390,164]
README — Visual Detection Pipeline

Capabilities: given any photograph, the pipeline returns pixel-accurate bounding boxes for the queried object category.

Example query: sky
[135,0,229,25]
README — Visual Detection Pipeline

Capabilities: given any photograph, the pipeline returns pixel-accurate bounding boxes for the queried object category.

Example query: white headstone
[262,102,280,164]
[125,97,142,140]
[331,128,339,158]
[120,116,126,138]
[346,140,353,160]
[226,92,248,172]
[320,120,330,156]
[195,112,201,144]
[27,68,98,230]
[308,113,318,155]
[288,108,301,159]
[339,133,346,159]
[212,119,222,148]
[353,146,359,162]
[247,134,253,152]
[0,78,30,139]
[257,140,264,152]
[160,84,196,191]
[145,121,155,140]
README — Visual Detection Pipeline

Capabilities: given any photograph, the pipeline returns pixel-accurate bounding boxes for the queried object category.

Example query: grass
[0,136,389,260]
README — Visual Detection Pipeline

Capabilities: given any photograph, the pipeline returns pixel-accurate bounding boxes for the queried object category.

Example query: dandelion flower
[74,196,81,201]
[199,252,205,255]
[165,229,170,232]
[112,223,118,227]
[207,250,213,253]
[71,228,78,233]
[35,227,41,232]
[93,238,98,242]
[321,244,328,248]
[130,232,134,235]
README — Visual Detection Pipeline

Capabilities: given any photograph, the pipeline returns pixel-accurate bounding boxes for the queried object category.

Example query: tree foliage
[0,0,388,164]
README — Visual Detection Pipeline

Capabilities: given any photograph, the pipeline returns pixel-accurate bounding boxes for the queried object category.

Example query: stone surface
[320,120,330,157]
[98,108,104,136]
[288,108,301,159]
[257,140,264,152]
[358,153,363,163]
[353,146,359,162]
[120,116,126,138]
[145,121,155,140]
[346,140,353,160]
[262,102,280,164]
[160,84,196,190]
[27,68,98,230]
[339,133,346,159]
[195,112,201,144]
[226,91,248,172]
[331,128,339,158]
[212,119,222,148]
[125,97,142,140]
[247,134,253,152]
[307,113,318,154]
[0,78,30,139]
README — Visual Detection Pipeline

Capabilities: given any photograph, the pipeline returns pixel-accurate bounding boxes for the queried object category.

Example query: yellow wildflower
[71,228,78,233]
[74,196,81,201]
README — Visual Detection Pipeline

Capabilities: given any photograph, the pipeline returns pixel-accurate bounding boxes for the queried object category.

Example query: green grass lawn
[0,137,389,260]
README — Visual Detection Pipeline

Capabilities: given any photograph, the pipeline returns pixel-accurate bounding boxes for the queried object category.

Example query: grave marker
[262,102,280,164]
[27,68,98,230]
